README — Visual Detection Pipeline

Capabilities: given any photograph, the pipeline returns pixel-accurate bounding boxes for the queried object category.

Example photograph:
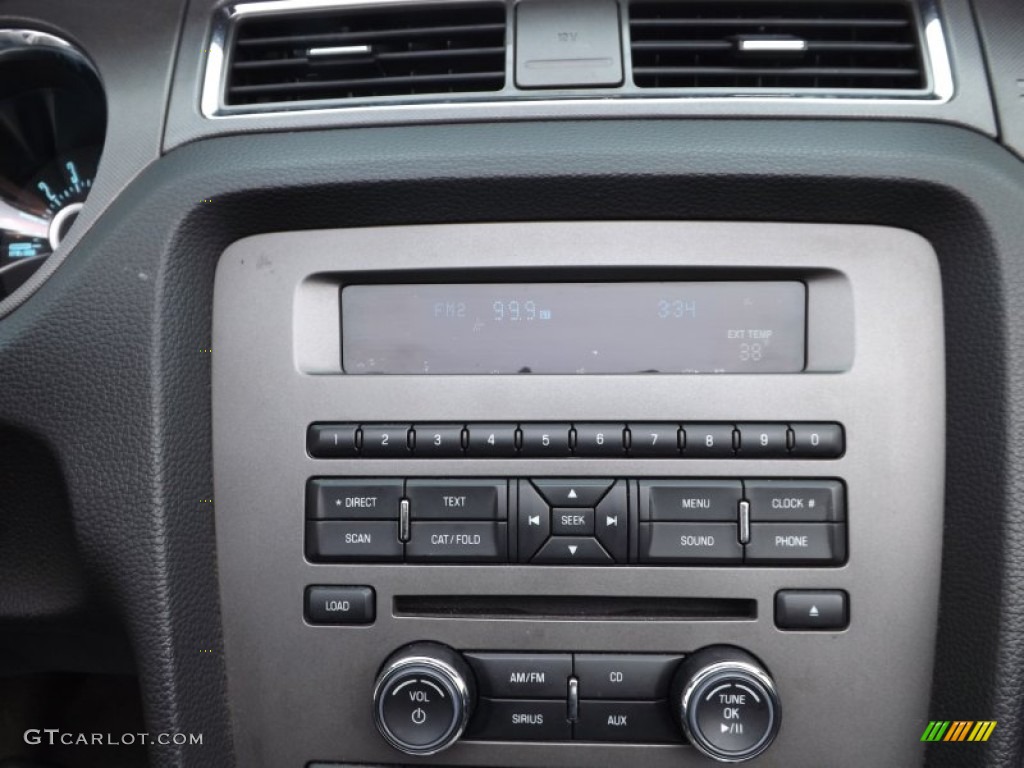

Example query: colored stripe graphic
[922,721,950,741]
[922,720,996,742]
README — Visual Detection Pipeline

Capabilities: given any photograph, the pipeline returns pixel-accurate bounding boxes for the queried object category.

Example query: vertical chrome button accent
[738,500,751,545]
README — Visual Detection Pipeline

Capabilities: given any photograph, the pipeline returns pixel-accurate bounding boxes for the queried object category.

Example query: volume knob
[671,646,781,762]
[373,642,476,756]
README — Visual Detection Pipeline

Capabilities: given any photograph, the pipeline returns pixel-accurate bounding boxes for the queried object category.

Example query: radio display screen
[341,281,806,375]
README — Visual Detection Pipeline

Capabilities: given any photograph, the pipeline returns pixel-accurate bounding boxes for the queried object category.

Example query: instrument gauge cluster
[0,30,106,300]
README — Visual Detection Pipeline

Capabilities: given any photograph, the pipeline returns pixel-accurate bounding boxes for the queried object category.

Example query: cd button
[575,654,682,700]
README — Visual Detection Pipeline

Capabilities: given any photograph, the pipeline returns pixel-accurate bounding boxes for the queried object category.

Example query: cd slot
[392,595,756,621]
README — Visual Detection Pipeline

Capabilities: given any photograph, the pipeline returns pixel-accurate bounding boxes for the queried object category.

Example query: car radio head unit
[213,221,945,768]
[341,281,806,375]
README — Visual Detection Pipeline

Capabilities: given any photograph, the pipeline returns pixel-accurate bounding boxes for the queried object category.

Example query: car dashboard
[0,2,1023,768]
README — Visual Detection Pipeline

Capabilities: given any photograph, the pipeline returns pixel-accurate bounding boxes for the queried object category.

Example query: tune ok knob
[672,646,781,762]
[373,642,476,756]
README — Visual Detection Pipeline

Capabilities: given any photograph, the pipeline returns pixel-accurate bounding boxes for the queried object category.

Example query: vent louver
[224,3,506,107]
[629,1,927,91]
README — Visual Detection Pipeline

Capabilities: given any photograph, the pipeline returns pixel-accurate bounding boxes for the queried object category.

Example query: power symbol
[411,708,427,725]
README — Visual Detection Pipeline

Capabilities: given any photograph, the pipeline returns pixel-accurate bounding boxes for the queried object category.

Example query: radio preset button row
[307,422,845,459]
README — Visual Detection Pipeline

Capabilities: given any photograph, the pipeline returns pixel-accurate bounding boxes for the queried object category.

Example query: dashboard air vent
[629,1,926,91]
[225,3,507,107]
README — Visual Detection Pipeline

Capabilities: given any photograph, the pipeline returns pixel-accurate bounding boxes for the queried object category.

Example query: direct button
[406,480,507,520]
[745,523,847,564]
[306,478,403,520]
[551,508,595,535]
[639,522,742,564]
[575,654,683,700]
[465,653,572,699]
[640,480,742,522]
[305,586,375,625]
[406,522,507,563]
[745,480,845,522]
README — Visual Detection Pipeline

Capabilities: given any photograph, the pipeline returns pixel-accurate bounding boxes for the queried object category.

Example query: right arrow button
[594,480,629,563]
